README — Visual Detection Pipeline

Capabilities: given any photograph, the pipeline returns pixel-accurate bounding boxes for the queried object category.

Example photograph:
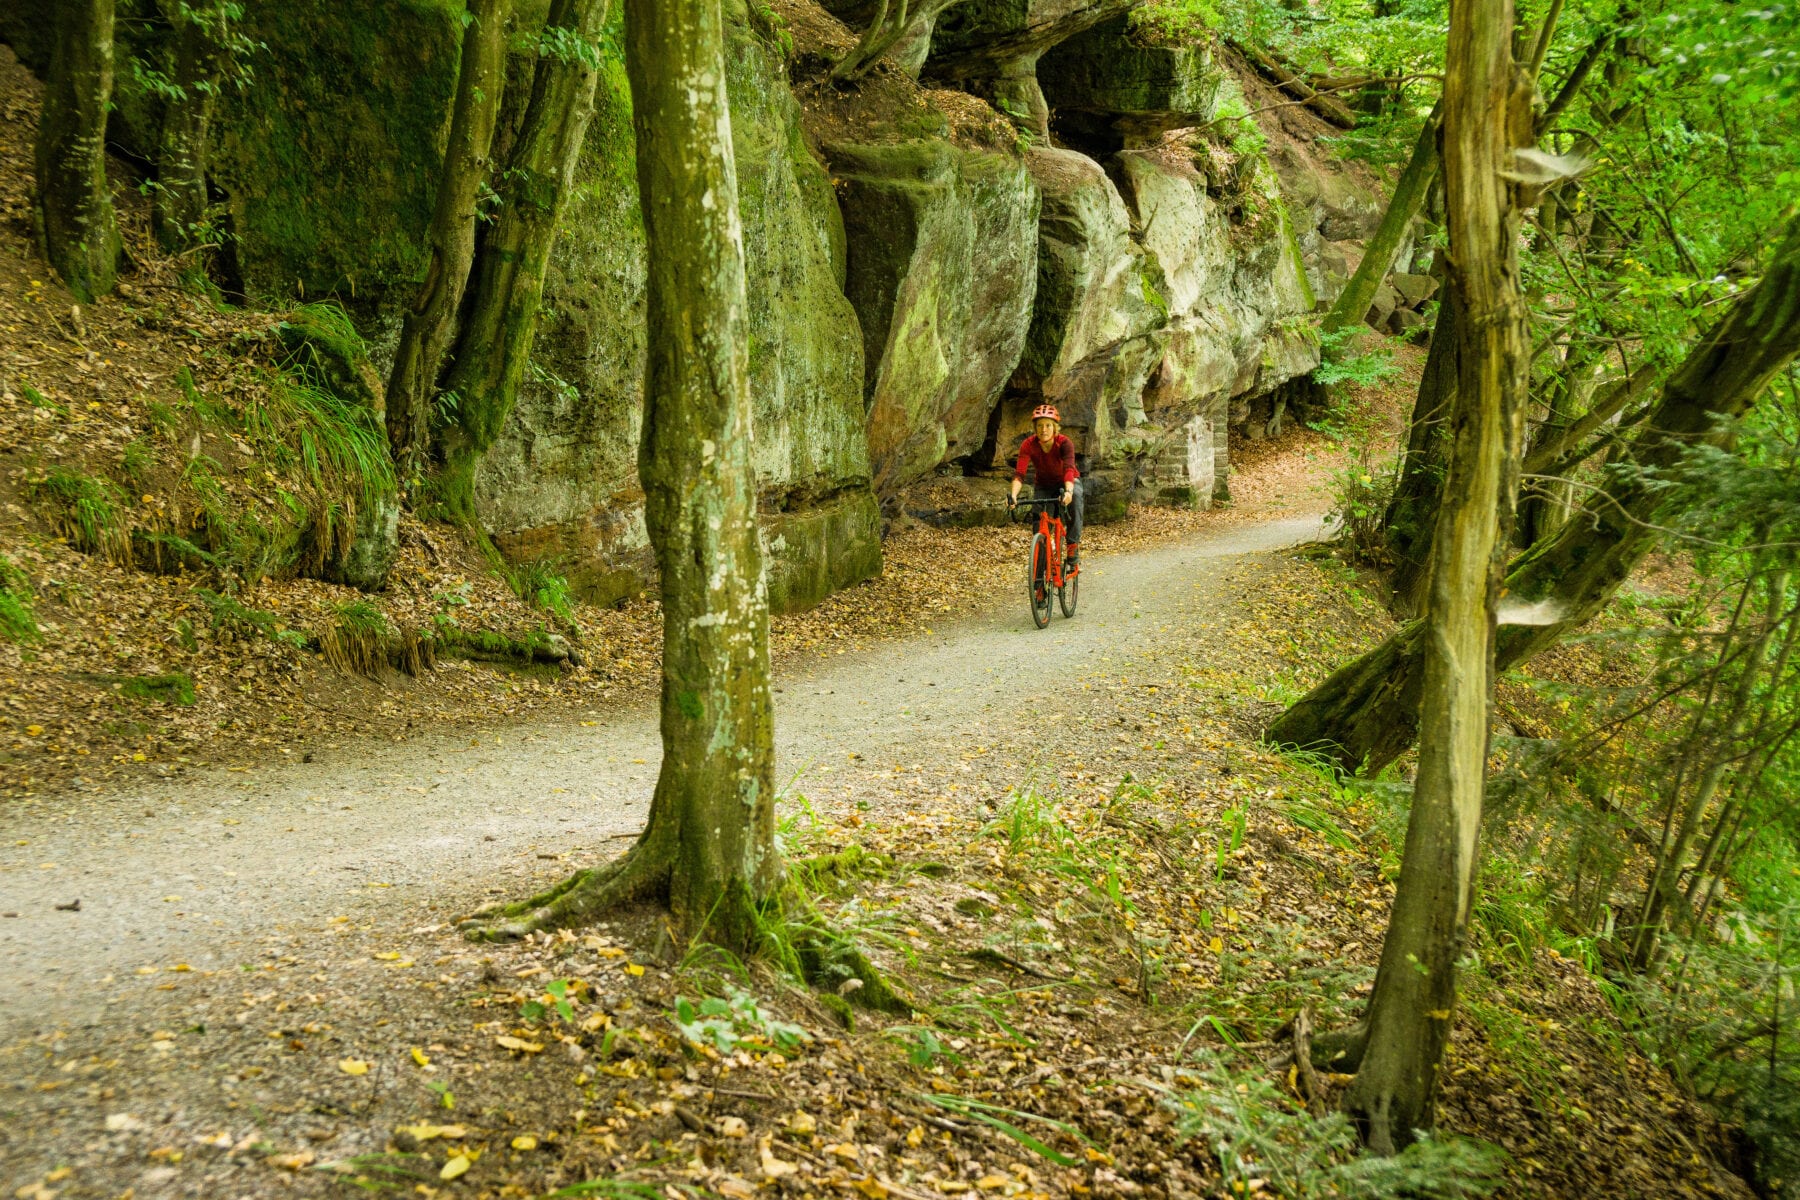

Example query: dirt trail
[0,514,1324,1035]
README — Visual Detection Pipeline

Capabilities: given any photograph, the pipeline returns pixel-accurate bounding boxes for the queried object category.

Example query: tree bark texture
[436,0,608,519]
[458,0,777,949]
[1267,213,1800,774]
[1342,0,1530,1154]
[385,0,510,490]
[34,0,122,303]
[1322,101,1442,335]
[151,2,225,252]
[1383,283,1460,612]
[625,0,777,946]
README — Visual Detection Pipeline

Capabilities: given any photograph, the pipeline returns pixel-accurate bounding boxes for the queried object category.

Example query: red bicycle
[1010,496,1079,628]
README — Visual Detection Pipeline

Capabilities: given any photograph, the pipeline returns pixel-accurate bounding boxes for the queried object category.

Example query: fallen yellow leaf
[395,1124,465,1142]
[624,964,645,977]
[440,1154,470,1180]
[338,1059,370,1076]
[511,1135,538,1151]
[411,1047,431,1067]
[495,1036,543,1053]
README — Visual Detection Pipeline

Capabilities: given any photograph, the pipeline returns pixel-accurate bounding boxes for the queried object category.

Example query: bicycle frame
[1013,497,1077,588]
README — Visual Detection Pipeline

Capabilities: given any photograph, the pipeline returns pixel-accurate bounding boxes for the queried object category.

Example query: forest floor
[1,347,1760,1200]
[0,42,1757,1200]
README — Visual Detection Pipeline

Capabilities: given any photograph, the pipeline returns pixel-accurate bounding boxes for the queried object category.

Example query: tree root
[457,850,667,942]
[790,923,914,1015]
[1291,1007,1328,1118]
[1309,1021,1368,1074]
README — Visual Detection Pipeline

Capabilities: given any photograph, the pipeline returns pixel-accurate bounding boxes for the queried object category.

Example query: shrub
[1327,445,1398,566]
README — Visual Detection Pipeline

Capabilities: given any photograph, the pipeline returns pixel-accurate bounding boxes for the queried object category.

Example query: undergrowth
[0,555,39,642]
[1171,1051,1505,1198]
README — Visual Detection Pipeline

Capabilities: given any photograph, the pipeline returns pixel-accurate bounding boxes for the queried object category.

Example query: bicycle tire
[1059,567,1079,618]
[1027,532,1052,628]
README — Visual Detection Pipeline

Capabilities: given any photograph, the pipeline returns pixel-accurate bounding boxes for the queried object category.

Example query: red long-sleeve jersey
[1015,433,1078,486]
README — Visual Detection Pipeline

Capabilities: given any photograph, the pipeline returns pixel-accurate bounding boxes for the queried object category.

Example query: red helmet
[1031,404,1061,423]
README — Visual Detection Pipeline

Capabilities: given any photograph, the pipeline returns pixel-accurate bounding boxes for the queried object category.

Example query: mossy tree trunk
[151,1,226,253]
[460,0,778,949]
[385,0,511,491]
[34,0,122,303]
[1321,100,1441,335]
[1267,213,1800,775]
[435,0,609,520]
[1340,0,1530,1155]
[832,0,965,81]
[1382,282,1459,612]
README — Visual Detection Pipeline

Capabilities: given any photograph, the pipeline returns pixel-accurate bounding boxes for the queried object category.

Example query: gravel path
[0,514,1324,1036]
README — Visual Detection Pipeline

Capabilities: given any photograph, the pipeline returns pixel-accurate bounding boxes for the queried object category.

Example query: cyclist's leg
[1066,479,1084,561]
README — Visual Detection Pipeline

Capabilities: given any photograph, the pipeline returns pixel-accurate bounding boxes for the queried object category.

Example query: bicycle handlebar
[1007,496,1066,524]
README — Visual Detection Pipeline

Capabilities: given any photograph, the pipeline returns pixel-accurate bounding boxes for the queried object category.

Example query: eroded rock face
[826,138,1039,494]
[1038,15,1227,149]
[475,15,879,610]
[1002,146,1166,465]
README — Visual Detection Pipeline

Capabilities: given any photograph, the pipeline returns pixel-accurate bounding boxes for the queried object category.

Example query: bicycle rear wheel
[1059,567,1079,618]
[1027,532,1052,628]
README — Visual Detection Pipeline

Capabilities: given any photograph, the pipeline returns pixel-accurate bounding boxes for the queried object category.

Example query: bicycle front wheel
[1027,532,1052,628]
[1059,568,1079,618]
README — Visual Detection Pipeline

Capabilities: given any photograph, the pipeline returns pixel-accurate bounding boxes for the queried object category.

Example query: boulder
[825,137,1040,494]
[1265,141,1384,307]
[1113,141,1317,503]
[901,476,1015,528]
[1008,146,1167,463]
[1364,280,1401,332]
[1390,270,1439,308]
[1388,306,1427,336]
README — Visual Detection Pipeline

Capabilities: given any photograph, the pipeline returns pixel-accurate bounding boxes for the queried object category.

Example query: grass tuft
[0,555,39,643]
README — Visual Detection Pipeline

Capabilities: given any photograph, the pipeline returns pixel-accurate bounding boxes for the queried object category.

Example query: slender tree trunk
[435,0,608,520]
[1515,344,1601,548]
[1322,101,1442,335]
[1267,214,1800,774]
[386,0,510,490]
[1342,0,1529,1154]
[34,0,122,303]
[1384,283,1460,612]
[1632,572,1796,969]
[460,0,777,949]
[152,2,225,253]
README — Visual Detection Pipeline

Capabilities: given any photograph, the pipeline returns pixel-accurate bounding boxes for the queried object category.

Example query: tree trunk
[34,0,121,304]
[625,0,776,946]
[1267,213,1800,774]
[435,0,608,521]
[385,0,510,491]
[460,0,777,949]
[1342,0,1529,1155]
[1322,101,1441,335]
[1383,283,1460,612]
[1514,343,1602,549]
[152,2,225,253]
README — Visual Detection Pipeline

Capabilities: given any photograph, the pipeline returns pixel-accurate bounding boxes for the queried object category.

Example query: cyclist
[1007,403,1082,567]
